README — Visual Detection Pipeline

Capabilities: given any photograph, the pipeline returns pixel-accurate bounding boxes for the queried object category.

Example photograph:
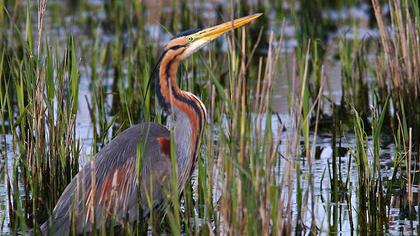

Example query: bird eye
[187,36,194,42]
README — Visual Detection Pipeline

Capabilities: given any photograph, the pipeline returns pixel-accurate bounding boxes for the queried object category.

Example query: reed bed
[371,0,420,225]
[1,1,82,234]
[0,0,419,235]
[372,0,420,142]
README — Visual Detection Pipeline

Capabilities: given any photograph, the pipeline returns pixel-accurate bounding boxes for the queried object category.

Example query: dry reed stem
[407,128,412,215]
[373,0,420,95]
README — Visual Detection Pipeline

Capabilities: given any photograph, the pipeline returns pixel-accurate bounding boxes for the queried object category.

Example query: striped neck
[154,46,207,186]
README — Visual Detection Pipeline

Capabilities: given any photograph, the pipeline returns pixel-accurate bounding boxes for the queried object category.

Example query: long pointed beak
[195,13,263,41]
[181,13,262,58]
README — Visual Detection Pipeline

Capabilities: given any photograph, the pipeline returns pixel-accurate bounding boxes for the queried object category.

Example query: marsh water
[1,0,419,235]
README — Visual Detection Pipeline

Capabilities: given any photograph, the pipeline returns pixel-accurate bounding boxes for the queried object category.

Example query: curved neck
[155,47,207,185]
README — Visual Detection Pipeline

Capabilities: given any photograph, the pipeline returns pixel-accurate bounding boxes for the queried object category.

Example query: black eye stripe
[171,29,201,39]
[170,45,186,50]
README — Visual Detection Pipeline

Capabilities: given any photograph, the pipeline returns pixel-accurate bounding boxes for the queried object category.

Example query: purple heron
[41,13,261,235]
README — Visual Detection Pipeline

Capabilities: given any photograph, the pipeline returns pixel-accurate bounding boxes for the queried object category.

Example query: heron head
[164,13,262,59]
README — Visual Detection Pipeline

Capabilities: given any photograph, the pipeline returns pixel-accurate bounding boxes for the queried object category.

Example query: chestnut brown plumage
[41,13,262,235]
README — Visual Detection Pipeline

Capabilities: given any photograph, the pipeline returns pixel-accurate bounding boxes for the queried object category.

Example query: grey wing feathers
[41,123,171,235]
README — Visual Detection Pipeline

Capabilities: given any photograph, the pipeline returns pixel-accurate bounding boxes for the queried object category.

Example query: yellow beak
[195,13,263,41]
[181,13,262,58]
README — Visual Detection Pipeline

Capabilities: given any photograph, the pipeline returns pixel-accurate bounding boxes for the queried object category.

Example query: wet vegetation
[0,0,419,235]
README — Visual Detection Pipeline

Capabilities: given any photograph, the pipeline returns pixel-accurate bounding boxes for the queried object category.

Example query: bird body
[41,13,261,235]
[41,123,171,234]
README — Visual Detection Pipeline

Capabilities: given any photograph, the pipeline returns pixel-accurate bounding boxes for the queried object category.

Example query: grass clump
[1,1,80,233]
[372,0,420,144]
